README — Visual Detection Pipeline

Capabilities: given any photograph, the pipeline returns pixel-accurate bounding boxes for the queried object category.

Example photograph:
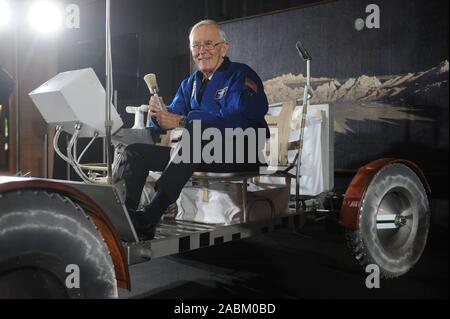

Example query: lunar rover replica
[0,14,430,298]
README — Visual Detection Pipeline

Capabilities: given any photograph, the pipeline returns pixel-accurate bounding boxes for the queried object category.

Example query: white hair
[189,20,228,45]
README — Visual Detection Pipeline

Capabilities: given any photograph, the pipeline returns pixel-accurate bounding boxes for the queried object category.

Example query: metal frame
[124,207,307,265]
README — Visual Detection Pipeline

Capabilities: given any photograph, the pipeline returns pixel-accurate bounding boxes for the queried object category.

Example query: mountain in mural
[264,61,449,133]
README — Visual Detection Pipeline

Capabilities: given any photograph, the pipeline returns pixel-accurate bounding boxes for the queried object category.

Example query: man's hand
[148,96,165,117]
[148,96,184,129]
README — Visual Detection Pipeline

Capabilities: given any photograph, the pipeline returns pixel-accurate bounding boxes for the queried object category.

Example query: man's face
[190,25,229,76]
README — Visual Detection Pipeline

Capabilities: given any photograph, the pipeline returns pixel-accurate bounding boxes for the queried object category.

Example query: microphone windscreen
[296,41,311,61]
[144,73,158,94]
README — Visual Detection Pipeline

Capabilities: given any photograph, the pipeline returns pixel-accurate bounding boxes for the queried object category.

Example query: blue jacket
[153,57,269,132]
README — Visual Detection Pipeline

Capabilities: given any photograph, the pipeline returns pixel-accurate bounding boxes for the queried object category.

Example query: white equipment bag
[176,181,290,225]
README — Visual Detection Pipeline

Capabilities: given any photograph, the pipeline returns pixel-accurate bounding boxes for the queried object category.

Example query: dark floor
[119,218,449,299]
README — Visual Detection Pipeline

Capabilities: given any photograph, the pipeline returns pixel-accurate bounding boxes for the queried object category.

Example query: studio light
[0,0,11,29]
[28,1,63,34]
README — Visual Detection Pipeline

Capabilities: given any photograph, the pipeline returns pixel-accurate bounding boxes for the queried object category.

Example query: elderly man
[117,20,269,240]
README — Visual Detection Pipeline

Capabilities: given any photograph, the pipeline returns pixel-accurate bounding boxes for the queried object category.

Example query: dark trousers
[116,123,263,225]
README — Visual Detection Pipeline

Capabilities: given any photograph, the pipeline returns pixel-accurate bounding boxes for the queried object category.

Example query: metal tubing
[14,19,20,173]
[242,178,248,223]
[44,134,48,178]
[105,0,113,183]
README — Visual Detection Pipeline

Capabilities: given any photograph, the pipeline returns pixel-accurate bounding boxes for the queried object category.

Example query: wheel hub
[394,215,407,227]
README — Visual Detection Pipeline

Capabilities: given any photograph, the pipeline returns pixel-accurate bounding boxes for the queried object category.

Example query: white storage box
[29,68,123,137]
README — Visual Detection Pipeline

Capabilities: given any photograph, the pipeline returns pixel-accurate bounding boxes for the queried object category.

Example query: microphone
[144,73,159,95]
[144,73,165,111]
[296,41,312,61]
[143,73,166,127]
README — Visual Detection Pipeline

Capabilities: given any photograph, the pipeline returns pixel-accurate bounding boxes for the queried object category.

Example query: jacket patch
[245,77,258,94]
[215,87,228,100]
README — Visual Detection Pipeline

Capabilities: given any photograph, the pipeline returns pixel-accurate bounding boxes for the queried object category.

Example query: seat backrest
[265,100,296,166]
[265,101,334,192]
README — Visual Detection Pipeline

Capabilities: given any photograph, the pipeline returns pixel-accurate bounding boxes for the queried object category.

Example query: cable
[69,126,97,183]
[53,126,70,163]
[67,125,94,183]
[77,131,99,163]
[53,125,105,184]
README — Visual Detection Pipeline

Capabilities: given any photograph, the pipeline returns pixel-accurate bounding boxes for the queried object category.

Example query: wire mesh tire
[345,163,430,278]
[0,190,118,298]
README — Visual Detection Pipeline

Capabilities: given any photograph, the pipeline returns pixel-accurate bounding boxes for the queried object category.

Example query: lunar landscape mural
[222,0,449,172]
[264,60,448,134]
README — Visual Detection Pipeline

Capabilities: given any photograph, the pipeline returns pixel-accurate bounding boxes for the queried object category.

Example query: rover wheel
[345,164,430,278]
[0,190,118,298]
